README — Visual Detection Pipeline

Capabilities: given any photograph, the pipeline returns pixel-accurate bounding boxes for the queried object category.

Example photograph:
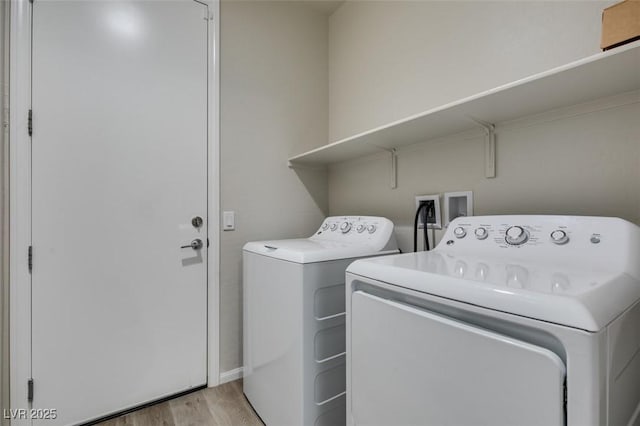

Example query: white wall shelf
[288,41,640,172]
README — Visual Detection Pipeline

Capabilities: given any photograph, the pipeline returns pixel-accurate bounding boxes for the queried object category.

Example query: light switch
[223,211,235,231]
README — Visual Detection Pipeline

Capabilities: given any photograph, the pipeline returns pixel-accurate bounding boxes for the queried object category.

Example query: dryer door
[350,291,566,426]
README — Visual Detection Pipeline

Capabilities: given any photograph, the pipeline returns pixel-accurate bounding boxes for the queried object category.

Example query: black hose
[413,203,430,252]
[423,210,429,251]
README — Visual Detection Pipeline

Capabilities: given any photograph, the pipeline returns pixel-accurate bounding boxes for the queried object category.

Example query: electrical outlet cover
[444,191,473,226]
[414,195,441,229]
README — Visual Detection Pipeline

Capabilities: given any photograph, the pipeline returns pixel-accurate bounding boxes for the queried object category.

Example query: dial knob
[474,227,488,240]
[321,223,329,230]
[340,222,352,233]
[550,230,569,245]
[367,224,377,234]
[505,226,529,245]
[330,223,338,231]
[356,224,366,233]
[453,227,466,239]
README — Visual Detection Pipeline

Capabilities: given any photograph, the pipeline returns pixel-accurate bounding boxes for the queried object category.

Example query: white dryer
[346,215,640,426]
[243,216,399,426]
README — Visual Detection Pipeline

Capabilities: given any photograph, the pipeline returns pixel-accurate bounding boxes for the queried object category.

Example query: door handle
[181,239,203,250]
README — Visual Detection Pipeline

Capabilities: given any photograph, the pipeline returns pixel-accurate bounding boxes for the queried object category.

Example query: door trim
[206,0,221,389]
[8,1,221,421]
[9,1,32,421]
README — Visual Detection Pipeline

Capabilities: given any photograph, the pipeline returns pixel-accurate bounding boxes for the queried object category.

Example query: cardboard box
[601,0,640,50]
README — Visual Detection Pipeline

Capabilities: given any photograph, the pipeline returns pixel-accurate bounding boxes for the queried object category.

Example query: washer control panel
[313,216,395,245]
[438,215,631,258]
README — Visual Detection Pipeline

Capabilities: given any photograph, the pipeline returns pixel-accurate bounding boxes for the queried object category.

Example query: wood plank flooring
[98,380,263,426]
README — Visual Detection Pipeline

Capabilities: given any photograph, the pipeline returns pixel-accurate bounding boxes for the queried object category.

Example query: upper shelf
[289,40,640,167]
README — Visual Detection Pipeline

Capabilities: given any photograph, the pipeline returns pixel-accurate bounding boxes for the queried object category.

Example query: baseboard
[219,366,244,384]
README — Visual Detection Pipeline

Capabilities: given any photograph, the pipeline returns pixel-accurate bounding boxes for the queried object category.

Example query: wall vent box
[601,0,640,50]
[415,195,441,229]
[444,191,473,226]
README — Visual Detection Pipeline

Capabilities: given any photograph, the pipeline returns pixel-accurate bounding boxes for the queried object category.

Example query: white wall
[329,0,612,141]
[326,0,640,252]
[220,0,329,373]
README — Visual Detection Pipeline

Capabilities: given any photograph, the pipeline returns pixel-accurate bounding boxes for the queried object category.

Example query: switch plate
[415,195,441,229]
[223,211,235,231]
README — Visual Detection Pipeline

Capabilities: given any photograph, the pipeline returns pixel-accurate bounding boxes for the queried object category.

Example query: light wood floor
[98,380,263,426]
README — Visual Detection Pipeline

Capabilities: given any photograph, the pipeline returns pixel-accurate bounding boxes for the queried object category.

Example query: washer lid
[347,251,640,332]
[244,239,399,263]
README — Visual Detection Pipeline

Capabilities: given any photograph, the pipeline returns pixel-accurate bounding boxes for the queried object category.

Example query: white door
[31,1,209,424]
[350,291,566,426]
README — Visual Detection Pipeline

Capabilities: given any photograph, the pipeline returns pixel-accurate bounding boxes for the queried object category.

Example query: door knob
[181,239,203,250]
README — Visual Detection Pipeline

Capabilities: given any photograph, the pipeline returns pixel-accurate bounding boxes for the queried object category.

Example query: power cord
[426,202,435,250]
[432,224,436,251]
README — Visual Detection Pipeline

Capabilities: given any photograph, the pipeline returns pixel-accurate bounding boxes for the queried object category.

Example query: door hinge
[27,379,34,402]
[27,109,32,136]
[28,246,32,272]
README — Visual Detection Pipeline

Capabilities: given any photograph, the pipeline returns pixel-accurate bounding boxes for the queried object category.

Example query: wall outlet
[444,191,473,226]
[415,195,441,229]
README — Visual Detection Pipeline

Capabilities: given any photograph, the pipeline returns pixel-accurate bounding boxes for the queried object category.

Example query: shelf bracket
[469,118,496,179]
[389,148,398,189]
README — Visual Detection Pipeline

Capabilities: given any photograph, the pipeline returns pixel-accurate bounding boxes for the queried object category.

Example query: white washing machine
[345,215,640,426]
[243,216,399,426]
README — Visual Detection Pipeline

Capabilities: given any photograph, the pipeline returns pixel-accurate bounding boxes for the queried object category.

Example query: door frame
[8,0,221,420]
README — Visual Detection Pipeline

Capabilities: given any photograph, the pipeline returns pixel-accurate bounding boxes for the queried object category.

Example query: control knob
[453,227,466,239]
[340,222,352,234]
[330,223,338,231]
[474,227,488,240]
[356,224,366,233]
[367,224,377,234]
[505,226,529,245]
[550,230,569,245]
[321,223,329,230]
